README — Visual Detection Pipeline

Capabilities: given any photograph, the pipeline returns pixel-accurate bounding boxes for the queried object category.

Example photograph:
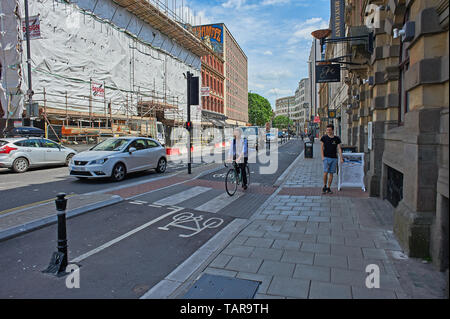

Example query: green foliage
[272,115,293,129]
[248,92,273,126]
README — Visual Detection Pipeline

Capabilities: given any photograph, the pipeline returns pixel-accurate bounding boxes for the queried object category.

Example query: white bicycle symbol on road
[213,173,227,179]
[158,212,224,238]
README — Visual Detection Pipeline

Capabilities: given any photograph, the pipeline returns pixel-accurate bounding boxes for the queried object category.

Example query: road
[0,151,215,213]
[0,139,303,298]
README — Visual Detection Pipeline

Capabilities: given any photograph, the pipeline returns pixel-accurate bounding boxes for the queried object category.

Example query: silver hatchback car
[0,138,77,173]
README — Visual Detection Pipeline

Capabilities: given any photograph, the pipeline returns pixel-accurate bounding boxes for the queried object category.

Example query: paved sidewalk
[179,142,447,299]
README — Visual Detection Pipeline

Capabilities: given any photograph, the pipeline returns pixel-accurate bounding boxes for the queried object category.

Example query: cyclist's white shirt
[228,137,245,163]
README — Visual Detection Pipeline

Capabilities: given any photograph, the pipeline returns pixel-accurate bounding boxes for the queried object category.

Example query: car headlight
[89,158,108,165]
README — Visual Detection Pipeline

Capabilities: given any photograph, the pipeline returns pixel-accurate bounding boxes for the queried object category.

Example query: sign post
[338,153,366,191]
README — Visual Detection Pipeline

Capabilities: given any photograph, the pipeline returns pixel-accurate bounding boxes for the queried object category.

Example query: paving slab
[309,281,352,299]
[267,276,310,299]
[293,264,331,282]
[225,256,263,273]
[258,260,295,277]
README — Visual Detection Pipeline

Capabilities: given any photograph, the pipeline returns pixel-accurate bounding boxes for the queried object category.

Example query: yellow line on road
[0,194,77,216]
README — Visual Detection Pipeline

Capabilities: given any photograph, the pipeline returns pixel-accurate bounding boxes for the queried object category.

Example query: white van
[241,126,265,151]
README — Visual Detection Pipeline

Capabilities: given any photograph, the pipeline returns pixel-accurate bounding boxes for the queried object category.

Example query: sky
[184,0,331,109]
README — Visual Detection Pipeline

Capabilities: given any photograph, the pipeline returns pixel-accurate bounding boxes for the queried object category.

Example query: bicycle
[224,160,250,196]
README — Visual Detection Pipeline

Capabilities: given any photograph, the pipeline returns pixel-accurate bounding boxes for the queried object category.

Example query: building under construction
[0,0,210,146]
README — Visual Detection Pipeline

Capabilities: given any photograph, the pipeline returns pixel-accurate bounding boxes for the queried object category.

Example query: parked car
[3,126,45,138]
[0,138,77,173]
[69,137,167,182]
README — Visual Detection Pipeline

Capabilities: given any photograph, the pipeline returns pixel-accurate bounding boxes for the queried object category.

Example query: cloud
[255,70,294,82]
[265,88,293,97]
[261,0,290,5]
[288,17,329,44]
[263,50,273,55]
[222,0,247,9]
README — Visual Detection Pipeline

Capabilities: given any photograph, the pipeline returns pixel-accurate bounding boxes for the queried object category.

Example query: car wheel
[12,157,29,173]
[156,157,167,173]
[65,153,75,166]
[111,163,126,182]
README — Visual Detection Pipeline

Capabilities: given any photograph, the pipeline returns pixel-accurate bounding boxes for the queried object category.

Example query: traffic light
[185,121,192,131]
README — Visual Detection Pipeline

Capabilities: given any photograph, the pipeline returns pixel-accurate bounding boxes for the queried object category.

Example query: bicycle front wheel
[225,169,238,196]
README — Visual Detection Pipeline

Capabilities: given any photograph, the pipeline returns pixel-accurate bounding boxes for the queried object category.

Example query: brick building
[200,49,225,116]
[193,23,248,127]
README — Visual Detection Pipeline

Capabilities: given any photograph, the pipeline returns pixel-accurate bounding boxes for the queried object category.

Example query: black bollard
[43,193,69,276]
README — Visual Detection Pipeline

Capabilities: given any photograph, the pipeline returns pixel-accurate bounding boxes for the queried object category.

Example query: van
[240,126,265,151]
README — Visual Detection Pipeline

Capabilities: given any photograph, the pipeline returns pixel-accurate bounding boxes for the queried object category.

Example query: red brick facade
[201,52,225,115]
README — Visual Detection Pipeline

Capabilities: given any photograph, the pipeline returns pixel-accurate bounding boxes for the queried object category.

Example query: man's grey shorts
[323,157,338,174]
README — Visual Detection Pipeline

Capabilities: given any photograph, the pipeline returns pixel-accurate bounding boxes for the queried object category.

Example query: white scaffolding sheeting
[11,0,202,123]
[0,0,24,119]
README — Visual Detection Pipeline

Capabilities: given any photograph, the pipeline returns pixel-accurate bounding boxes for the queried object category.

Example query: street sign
[328,110,337,118]
[315,64,341,83]
[201,87,210,97]
[22,15,41,39]
[338,153,366,191]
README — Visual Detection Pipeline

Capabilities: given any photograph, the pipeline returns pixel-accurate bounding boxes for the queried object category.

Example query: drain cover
[183,274,260,299]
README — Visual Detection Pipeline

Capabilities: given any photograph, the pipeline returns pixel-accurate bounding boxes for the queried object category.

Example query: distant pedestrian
[320,124,343,194]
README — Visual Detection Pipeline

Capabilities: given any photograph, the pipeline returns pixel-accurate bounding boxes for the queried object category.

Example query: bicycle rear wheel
[225,168,238,196]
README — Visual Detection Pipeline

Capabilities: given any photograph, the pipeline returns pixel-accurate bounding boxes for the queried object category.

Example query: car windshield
[0,140,8,146]
[91,139,129,151]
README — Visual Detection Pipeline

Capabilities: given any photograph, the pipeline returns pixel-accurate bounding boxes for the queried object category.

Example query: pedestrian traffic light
[185,121,192,131]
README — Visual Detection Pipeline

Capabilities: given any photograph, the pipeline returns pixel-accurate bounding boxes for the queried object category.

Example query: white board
[338,152,366,191]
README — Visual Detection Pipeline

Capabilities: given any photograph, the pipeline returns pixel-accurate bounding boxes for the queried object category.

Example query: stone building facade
[339,0,449,278]
[294,78,311,134]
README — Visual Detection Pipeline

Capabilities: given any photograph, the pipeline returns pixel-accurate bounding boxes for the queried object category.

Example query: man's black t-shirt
[320,135,341,158]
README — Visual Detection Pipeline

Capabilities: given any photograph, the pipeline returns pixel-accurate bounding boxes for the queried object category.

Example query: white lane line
[71,207,183,263]
[153,186,211,206]
[195,191,245,214]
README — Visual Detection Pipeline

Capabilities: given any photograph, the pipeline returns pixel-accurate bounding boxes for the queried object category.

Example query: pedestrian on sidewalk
[320,124,343,194]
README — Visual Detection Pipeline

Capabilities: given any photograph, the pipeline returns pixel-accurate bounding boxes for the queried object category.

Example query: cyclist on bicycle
[227,128,248,190]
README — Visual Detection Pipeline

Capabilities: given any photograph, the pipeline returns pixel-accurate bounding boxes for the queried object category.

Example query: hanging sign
[330,0,345,38]
[316,64,341,83]
[338,153,366,191]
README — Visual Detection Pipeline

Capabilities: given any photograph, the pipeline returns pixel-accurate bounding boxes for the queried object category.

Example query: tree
[248,92,272,126]
[272,115,293,130]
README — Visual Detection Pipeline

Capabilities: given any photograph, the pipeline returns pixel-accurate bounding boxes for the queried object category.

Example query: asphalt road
[0,139,304,298]
[0,152,216,213]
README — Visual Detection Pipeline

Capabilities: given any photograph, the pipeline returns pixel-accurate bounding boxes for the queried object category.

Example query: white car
[69,137,167,182]
[0,138,77,173]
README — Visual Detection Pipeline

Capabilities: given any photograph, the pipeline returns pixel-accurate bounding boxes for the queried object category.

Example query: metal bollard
[42,193,69,276]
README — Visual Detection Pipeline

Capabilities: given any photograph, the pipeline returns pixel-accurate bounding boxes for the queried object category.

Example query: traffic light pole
[187,71,192,174]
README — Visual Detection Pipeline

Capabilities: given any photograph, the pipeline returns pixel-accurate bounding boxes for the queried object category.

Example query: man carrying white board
[320,124,343,194]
